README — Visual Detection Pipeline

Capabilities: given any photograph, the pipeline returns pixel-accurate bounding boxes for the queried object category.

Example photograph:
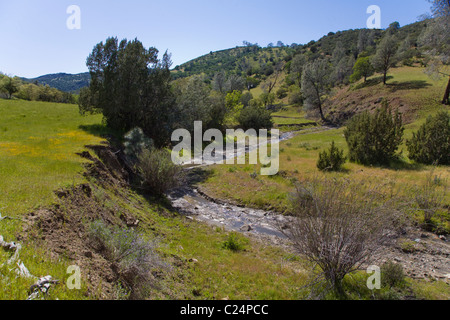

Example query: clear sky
[0,0,432,78]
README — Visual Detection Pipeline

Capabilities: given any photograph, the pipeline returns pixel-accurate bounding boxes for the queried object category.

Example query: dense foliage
[0,73,76,103]
[237,105,274,131]
[407,111,450,165]
[344,102,404,165]
[80,37,175,147]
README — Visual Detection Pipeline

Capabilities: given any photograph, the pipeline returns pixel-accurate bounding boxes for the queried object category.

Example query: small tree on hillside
[419,0,450,105]
[290,54,307,88]
[372,34,398,85]
[1,77,20,99]
[317,141,347,172]
[350,56,375,83]
[301,59,331,122]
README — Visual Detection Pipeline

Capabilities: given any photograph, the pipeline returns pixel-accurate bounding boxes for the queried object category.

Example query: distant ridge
[22,72,91,93]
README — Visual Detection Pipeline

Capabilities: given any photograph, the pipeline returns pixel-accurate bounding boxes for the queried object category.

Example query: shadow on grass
[353,158,426,172]
[387,80,432,92]
[79,124,124,141]
[352,76,393,90]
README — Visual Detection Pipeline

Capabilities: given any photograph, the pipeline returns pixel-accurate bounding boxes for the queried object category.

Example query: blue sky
[0,0,431,78]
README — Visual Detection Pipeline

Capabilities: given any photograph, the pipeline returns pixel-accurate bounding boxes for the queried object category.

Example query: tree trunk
[318,101,326,122]
[443,76,450,105]
[383,70,387,85]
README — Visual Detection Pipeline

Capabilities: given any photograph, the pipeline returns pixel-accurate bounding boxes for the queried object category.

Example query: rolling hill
[22,72,90,93]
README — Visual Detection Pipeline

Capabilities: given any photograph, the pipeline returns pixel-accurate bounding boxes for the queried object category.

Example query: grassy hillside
[172,45,295,80]
[327,65,449,123]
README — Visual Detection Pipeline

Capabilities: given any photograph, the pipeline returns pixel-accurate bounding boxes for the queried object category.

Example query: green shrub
[276,87,288,99]
[317,141,347,171]
[344,101,404,165]
[288,89,303,106]
[222,232,247,252]
[137,148,184,196]
[237,106,274,131]
[381,261,405,289]
[407,112,450,165]
[123,127,154,163]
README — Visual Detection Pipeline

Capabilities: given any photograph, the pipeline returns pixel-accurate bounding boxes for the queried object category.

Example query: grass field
[0,99,106,299]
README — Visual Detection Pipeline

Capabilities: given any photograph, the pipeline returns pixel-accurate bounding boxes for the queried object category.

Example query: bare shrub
[413,170,448,232]
[283,177,403,298]
[88,220,167,299]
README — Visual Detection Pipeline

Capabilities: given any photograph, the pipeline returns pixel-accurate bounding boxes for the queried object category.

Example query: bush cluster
[344,102,404,165]
[237,106,274,131]
[407,112,450,165]
[137,148,184,197]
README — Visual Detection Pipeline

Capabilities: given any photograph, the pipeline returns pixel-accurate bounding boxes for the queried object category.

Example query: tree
[212,71,226,93]
[387,21,401,35]
[420,0,450,105]
[1,76,19,99]
[317,141,347,172]
[396,35,415,64]
[225,74,245,93]
[350,56,375,83]
[237,105,273,131]
[173,75,213,133]
[407,111,450,165]
[245,77,260,91]
[344,101,404,165]
[290,54,307,88]
[372,34,398,85]
[301,59,331,122]
[262,62,283,94]
[83,37,174,147]
[332,55,354,85]
[225,90,244,122]
[259,91,276,108]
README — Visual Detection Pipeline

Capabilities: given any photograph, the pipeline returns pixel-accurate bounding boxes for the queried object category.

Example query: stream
[167,128,331,244]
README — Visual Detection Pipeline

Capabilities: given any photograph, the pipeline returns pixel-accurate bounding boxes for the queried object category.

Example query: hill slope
[22,72,90,93]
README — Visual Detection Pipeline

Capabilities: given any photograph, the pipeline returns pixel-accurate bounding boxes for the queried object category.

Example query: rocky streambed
[167,128,450,284]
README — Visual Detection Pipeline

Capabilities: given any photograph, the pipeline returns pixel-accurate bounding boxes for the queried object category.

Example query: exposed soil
[326,83,421,125]
[19,145,156,299]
